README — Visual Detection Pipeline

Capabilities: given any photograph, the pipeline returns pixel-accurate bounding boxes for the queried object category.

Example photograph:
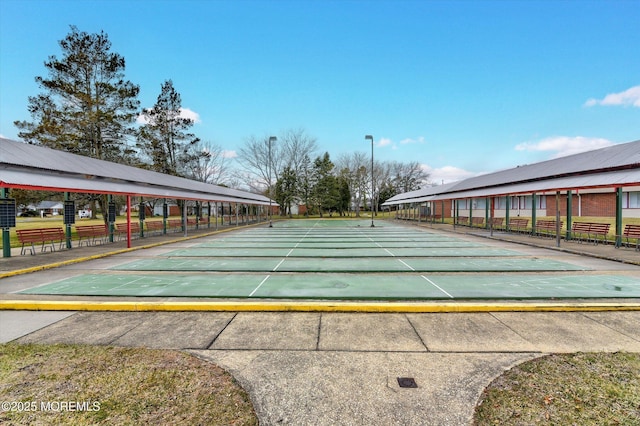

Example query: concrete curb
[2,299,640,312]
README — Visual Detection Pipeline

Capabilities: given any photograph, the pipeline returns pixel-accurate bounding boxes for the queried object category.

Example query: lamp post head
[269,136,277,143]
[365,135,373,142]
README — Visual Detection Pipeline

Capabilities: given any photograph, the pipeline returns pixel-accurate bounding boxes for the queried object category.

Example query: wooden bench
[145,220,164,236]
[571,222,611,244]
[167,219,183,232]
[455,216,468,225]
[471,217,484,226]
[535,220,563,238]
[506,218,529,233]
[186,218,197,229]
[621,224,640,251]
[16,228,66,255]
[115,222,141,240]
[488,217,504,227]
[75,224,108,247]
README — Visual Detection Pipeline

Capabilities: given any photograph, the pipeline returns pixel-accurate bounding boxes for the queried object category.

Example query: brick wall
[546,192,616,217]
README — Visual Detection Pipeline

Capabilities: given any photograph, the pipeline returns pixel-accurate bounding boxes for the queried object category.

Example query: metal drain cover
[397,377,418,388]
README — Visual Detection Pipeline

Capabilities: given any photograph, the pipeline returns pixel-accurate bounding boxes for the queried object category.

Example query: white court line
[249,275,271,297]
[397,259,415,271]
[272,226,315,272]
[421,275,454,299]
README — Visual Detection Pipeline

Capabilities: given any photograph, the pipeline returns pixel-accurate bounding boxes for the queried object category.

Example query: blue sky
[1,0,639,184]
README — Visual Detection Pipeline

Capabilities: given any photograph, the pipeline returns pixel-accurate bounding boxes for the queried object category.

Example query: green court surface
[18,219,640,300]
[112,257,587,272]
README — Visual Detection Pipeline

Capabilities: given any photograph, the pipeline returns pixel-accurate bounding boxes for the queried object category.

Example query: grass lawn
[0,343,257,425]
[2,343,638,425]
[474,352,640,425]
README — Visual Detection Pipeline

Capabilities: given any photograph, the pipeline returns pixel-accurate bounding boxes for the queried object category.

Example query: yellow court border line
[1,300,640,313]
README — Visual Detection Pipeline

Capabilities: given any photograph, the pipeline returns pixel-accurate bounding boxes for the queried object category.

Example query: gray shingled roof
[0,138,274,205]
[447,139,640,193]
[383,139,640,204]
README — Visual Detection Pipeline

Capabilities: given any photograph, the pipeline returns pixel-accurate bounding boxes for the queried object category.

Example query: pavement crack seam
[488,312,530,342]
[315,312,323,351]
[205,312,238,349]
[405,314,430,352]
[581,312,640,343]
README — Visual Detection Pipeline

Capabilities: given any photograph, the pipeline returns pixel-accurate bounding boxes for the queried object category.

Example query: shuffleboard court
[17,219,640,300]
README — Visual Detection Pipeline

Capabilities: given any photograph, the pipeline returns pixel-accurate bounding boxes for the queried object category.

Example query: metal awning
[430,169,640,201]
[0,138,276,205]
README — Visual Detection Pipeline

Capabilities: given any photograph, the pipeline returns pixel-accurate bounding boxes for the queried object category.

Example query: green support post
[615,187,623,247]
[485,197,489,230]
[139,199,145,238]
[64,192,72,249]
[565,190,573,241]
[2,188,11,258]
[468,198,473,227]
[505,196,511,232]
[108,194,115,243]
[162,199,168,235]
[531,193,537,236]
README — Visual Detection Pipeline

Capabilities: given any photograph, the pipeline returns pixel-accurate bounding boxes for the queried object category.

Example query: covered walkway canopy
[0,137,273,205]
[384,139,640,207]
[1,137,277,255]
[382,139,640,246]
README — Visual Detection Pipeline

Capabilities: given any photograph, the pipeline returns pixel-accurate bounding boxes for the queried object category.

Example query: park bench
[471,217,484,227]
[488,217,504,228]
[455,216,468,225]
[620,224,640,251]
[115,222,141,240]
[534,219,562,238]
[186,218,197,229]
[570,222,610,245]
[145,220,164,236]
[75,224,109,247]
[167,219,183,232]
[16,227,66,255]
[506,218,529,233]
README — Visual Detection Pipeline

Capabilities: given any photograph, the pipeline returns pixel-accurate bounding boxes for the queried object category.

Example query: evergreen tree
[14,26,140,163]
[312,152,339,217]
[137,79,201,176]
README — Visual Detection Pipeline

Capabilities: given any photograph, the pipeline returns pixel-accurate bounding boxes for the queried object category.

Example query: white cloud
[421,164,483,185]
[222,150,237,159]
[584,85,640,107]
[515,136,614,159]
[376,136,426,149]
[136,107,202,125]
[400,136,426,145]
[179,107,202,123]
[377,137,393,147]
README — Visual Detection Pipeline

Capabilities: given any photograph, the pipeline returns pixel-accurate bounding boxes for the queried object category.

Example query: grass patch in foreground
[474,352,640,425]
[0,343,257,425]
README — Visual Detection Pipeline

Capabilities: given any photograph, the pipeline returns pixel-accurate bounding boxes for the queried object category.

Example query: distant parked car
[18,210,38,217]
[78,210,92,219]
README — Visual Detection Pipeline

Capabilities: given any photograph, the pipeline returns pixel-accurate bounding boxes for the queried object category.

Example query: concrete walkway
[1,221,640,425]
[3,309,640,425]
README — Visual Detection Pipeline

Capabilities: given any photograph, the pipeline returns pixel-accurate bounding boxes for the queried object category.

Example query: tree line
[11,26,429,218]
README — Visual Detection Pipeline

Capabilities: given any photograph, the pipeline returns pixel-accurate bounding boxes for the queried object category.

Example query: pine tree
[137,79,201,176]
[14,26,140,163]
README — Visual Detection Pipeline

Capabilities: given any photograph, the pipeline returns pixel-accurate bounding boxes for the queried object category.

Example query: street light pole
[268,136,277,227]
[365,135,375,227]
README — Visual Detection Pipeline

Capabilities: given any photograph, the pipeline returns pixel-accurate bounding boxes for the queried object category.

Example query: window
[625,192,640,208]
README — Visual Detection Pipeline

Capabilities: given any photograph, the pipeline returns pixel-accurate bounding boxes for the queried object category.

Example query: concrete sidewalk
[3,309,640,425]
